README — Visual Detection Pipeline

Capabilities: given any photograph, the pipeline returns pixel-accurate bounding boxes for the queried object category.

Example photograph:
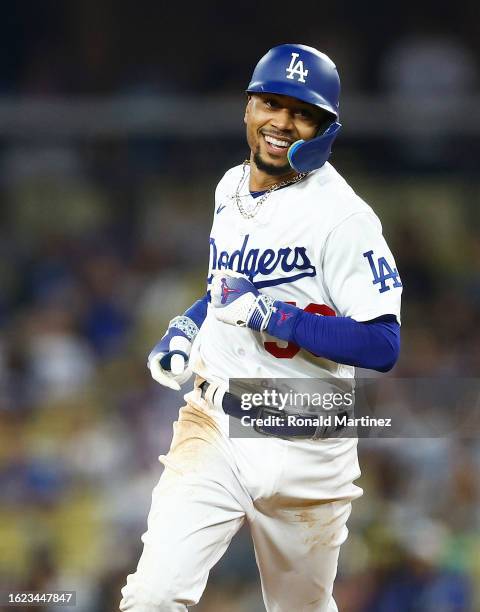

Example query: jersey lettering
[210,235,316,287]
[285,53,309,83]
[363,250,402,293]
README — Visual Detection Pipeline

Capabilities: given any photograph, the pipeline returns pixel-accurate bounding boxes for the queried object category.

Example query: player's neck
[248,158,298,192]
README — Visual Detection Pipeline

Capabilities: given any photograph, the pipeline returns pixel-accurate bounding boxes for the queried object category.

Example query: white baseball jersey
[190,161,402,384]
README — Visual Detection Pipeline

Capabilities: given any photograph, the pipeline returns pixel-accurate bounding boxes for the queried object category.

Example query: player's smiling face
[244,93,326,182]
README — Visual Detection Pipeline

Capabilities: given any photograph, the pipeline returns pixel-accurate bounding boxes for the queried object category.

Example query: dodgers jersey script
[191,161,402,383]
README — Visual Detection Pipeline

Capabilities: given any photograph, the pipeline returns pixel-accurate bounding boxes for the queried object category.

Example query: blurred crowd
[0,1,478,98]
[1,2,480,611]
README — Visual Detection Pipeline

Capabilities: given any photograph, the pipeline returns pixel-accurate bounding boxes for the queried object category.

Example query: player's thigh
[120,403,248,610]
[120,469,246,608]
[250,498,352,612]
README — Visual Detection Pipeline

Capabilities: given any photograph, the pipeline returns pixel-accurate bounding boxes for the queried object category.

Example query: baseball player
[120,44,402,612]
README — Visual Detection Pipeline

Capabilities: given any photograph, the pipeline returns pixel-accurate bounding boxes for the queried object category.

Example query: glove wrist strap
[169,315,200,342]
[247,294,276,332]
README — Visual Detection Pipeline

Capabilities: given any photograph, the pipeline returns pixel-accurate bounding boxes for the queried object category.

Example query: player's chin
[254,151,291,177]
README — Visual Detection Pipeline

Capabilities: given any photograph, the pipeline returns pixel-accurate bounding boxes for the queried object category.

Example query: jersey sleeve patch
[363,250,402,294]
[322,212,402,322]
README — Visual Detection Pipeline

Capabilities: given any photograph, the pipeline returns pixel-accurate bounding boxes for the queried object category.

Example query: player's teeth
[265,136,289,148]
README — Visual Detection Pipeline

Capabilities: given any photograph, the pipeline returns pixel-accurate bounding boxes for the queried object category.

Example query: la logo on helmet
[285,52,309,83]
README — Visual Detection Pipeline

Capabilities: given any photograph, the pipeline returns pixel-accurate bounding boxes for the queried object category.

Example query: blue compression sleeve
[184,294,209,328]
[267,303,400,372]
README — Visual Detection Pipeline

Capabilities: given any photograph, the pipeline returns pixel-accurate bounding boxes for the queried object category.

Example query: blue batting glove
[147,316,199,391]
[211,271,303,340]
[211,271,276,332]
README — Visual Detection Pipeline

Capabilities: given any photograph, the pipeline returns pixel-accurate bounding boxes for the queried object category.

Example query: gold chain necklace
[234,161,309,220]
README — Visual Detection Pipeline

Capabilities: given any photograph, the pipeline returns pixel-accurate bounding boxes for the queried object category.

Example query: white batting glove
[147,316,199,391]
[211,271,275,331]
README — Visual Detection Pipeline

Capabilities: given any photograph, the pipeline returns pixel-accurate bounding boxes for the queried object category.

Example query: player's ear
[244,95,252,124]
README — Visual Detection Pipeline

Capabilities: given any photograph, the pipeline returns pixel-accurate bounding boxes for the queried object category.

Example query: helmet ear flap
[287,122,341,173]
[316,113,337,137]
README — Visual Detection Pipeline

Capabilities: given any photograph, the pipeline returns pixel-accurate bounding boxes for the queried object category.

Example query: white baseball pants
[119,386,362,611]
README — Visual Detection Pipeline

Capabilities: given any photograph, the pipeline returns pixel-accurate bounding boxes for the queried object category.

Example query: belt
[199,381,348,440]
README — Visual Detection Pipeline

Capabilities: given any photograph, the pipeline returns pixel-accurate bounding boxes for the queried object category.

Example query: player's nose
[271,108,294,132]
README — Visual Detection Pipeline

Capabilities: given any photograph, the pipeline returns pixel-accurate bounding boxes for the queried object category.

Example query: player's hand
[211,271,275,332]
[147,322,195,391]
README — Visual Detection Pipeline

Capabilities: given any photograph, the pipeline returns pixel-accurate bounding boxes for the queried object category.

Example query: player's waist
[194,333,349,379]
[198,381,350,441]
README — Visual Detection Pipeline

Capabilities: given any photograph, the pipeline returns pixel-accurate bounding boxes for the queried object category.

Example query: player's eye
[296,108,314,120]
[264,98,280,109]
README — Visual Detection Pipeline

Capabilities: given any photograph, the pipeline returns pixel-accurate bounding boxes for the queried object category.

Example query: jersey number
[264,303,336,359]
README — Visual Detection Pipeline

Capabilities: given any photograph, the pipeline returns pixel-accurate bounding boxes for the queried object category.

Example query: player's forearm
[267,304,400,372]
[183,294,209,328]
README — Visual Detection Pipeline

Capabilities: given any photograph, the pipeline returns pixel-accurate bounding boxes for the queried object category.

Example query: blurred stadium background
[0,2,479,610]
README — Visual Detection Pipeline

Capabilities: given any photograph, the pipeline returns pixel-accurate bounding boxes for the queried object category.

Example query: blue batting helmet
[247,44,340,119]
[246,44,342,172]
